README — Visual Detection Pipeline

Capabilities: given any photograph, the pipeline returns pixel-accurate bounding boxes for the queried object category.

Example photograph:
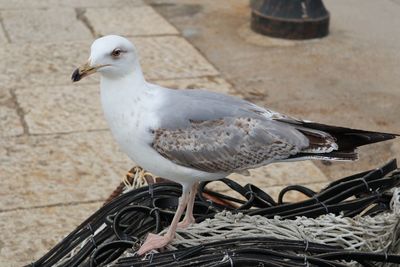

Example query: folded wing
[151,88,397,173]
[152,117,309,173]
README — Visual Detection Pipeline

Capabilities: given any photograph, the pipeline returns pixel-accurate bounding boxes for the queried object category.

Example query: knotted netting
[30,160,400,267]
[169,194,400,258]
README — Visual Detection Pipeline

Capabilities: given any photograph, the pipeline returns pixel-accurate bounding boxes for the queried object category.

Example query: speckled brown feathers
[152,117,305,173]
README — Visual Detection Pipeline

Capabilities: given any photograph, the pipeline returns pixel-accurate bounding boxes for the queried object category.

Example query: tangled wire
[29,159,400,267]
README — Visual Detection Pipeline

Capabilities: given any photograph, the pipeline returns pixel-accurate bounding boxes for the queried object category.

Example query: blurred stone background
[0,0,399,266]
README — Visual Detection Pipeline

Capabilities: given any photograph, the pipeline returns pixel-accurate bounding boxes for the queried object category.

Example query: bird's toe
[137,233,172,256]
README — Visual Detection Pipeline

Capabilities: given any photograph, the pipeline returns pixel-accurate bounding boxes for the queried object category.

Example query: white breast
[100,81,156,161]
[100,78,226,185]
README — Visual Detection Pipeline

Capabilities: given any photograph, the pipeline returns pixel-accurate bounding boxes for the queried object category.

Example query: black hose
[28,160,400,267]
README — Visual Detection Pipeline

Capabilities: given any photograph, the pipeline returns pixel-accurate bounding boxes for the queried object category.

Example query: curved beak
[71,61,98,82]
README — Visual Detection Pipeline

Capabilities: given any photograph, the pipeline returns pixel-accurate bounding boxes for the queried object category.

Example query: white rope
[123,166,150,192]
[164,188,400,267]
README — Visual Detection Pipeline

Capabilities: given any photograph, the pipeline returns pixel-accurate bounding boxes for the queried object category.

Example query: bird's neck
[101,63,146,91]
[99,63,159,123]
[99,65,153,140]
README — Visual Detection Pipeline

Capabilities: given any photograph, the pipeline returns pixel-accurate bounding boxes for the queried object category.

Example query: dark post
[251,0,330,40]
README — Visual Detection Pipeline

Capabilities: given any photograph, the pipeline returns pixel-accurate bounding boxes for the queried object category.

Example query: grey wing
[152,116,310,173]
[155,88,292,129]
[150,88,340,173]
[149,88,314,173]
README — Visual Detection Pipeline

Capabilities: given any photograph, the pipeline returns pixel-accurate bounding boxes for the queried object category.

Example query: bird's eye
[111,49,122,57]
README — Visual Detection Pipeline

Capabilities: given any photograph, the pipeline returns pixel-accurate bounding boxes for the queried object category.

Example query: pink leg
[137,184,191,255]
[178,182,199,228]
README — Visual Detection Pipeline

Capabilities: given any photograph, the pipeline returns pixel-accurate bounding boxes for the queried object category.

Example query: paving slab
[0,202,101,267]
[1,8,92,43]
[0,36,218,91]
[0,41,92,91]
[85,6,178,37]
[131,36,219,80]
[0,90,23,137]
[16,84,107,134]
[0,0,143,9]
[0,131,131,211]
[16,76,229,135]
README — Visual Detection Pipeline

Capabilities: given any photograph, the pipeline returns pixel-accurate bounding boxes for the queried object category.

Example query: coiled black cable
[29,159,400,267]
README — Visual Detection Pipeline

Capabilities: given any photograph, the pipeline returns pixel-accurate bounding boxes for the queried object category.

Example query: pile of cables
[29,159,400,267]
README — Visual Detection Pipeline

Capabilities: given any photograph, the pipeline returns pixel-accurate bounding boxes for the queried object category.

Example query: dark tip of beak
[71,68,81,82]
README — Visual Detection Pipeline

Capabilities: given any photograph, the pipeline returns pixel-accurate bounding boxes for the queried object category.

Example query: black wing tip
[345,132,398,143]
[296,121,398,148]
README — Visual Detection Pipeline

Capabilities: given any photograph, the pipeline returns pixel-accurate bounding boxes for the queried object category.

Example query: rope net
[30,159,400,267]
[170,192,400,255]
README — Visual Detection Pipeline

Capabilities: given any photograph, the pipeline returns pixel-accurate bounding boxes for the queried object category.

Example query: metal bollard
[250,0,330,40]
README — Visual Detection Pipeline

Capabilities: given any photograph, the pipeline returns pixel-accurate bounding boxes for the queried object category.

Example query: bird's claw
[137,233,172,256]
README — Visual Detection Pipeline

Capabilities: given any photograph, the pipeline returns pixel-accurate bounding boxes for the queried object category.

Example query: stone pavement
[0,0,398,266]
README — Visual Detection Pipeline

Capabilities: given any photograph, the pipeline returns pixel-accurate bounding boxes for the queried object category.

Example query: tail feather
[301,122,398,150]
[288,121,398,161]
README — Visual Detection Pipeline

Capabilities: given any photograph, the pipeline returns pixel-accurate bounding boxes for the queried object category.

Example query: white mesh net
[162,188,400,267]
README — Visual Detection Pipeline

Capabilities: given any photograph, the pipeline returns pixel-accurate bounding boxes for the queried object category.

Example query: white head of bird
[72,35,140,81]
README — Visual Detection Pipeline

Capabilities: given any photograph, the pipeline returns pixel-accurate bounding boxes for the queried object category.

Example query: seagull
[72,35,398,255]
